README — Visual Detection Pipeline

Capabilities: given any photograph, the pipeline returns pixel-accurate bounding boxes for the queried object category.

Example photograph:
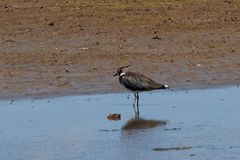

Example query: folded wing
[120,72,165,91]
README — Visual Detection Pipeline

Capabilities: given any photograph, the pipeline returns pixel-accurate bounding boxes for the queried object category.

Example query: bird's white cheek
[120,72,126,76]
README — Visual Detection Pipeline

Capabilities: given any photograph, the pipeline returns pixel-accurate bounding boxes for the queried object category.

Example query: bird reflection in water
[122,118,167,130]
[106,113,167,129]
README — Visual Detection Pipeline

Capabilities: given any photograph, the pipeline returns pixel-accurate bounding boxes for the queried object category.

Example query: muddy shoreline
[1,0,240,100]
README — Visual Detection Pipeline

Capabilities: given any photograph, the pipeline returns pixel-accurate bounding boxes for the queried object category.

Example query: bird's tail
[159,84,169,89]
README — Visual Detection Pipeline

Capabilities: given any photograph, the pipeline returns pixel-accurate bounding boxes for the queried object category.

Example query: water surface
[0,87,239,160]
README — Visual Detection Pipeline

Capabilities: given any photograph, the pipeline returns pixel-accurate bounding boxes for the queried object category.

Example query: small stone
[107,114,121,121]
[152,36,162,40]
[48,22,54,26]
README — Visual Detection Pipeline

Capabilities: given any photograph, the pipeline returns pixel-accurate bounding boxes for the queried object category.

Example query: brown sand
[0,0,240,99]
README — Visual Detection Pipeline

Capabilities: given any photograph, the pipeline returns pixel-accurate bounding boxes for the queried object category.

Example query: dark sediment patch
[164,127,181,131]
[99,129,120,132]
[153,146,192,151]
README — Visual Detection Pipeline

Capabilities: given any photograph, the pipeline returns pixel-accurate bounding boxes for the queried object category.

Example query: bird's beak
[113,72,118,77]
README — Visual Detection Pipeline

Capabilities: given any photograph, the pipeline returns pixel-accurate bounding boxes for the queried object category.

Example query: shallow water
[0,87,240,160]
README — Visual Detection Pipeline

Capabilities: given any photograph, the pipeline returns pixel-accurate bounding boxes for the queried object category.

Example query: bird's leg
[133,93,138,116]
[136,92,140,118]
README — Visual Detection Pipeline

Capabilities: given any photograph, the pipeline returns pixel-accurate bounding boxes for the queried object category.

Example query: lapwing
[114,64,169,118]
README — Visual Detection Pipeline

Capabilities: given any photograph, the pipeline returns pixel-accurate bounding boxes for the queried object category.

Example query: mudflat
[1,0,240,99]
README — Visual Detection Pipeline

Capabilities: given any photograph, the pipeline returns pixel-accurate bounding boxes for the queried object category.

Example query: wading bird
[114,64,169,118]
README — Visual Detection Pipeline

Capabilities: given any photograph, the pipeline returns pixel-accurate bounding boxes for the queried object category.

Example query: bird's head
[114,63,131,77]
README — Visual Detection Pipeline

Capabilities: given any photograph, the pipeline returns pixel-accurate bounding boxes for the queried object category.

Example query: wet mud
[1,0,240,99]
